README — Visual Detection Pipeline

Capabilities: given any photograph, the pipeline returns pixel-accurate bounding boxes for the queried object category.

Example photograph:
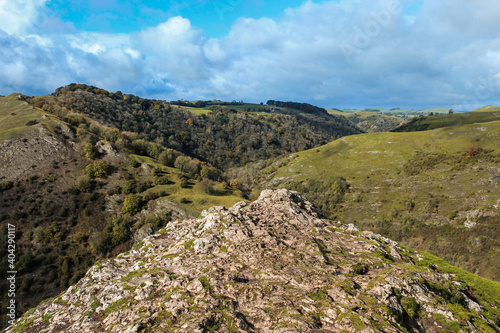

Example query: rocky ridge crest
[7,190,499,332]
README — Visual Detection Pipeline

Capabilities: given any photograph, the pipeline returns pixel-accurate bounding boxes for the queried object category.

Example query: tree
[159,149,179,167]
[200,165,219,180]
[122,194,142,216]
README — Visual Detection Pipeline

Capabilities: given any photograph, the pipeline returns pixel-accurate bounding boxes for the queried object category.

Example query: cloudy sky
[1,0,499,110]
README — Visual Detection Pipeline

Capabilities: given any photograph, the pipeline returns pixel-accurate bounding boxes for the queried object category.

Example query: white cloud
[1,0,500,109]
[0,0,48,35]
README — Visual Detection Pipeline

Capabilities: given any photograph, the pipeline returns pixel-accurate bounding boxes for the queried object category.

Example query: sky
[1,0,500,110]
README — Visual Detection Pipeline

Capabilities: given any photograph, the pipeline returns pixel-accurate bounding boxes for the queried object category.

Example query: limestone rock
[7,189,499,333]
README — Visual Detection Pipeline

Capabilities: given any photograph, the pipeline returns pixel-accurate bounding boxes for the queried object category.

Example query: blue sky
[1,0,500,110]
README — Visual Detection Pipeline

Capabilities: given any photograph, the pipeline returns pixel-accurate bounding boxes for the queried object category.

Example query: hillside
[392,110,500,132]
[254,120,500,281]
[27,84,362,169]
[327,109,403,132]
[472,105,500,113]
[7,190,500,332]
[0,95,246,329]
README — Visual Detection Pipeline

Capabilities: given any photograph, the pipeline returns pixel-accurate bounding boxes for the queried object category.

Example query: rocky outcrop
[0,123,74,182]
[7,190,500,332]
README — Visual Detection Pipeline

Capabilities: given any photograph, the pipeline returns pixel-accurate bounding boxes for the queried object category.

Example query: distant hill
[327,109,403,132]
[27,84,362,170]
[340,107,450,115]
[472,105,500,112]
[250,119,500,281]
[392,110,500,132]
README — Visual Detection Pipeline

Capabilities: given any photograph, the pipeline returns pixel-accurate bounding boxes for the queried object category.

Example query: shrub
[153,176,169,185]
[137,181,152,193]
[122,180,137,194]
[0,181,13,192]
[129,159,141,168]
[83,160,110,178]
[467,147,479,157]
[159,149,179,167]
[122,194,142,216]
[108,216,131,246]
[200,179,217,195]
[180,177,189,188]
[72,175,94,193]
[83,143,98,159]
[200,165,219,180]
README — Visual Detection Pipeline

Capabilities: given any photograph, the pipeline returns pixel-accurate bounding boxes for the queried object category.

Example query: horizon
[1,0,500,111]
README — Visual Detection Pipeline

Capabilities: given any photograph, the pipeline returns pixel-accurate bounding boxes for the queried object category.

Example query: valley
[1,85,499,332]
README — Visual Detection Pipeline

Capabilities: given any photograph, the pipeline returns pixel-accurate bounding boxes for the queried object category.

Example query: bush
[137,181,152,193]
[129,159,141,168]
[174,156,201,178]
[83,160,110,178]
[72,175,94,193]
[159,149,179,167]
[108,216,131,246]
[200,179,217,195]
[180,177,189,188]
[153,176,169,185]
[83,143,98,159]
[200,165,219,180]
[122,194,142,216]
[0,181,13,192]
[122,180,137,194]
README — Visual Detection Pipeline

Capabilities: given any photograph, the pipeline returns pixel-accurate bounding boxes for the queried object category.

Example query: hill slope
[327,109,403,132]
[27,84,362,169]
[255,121,500,281]
[392,111,500,132]
[7,190,500,332]
[0,95,246,329]
[472,105,500,113]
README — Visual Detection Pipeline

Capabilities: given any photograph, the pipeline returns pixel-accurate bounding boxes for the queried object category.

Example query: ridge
[7,190,500,332]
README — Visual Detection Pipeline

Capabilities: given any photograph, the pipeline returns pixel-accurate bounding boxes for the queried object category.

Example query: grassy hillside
[27,84,362,170]
[0,97,246,329]
[327,109,403,132]
[393,110,500,132]
[256,120,500,281]
[472,105,500,112]
[0,94,57,141]
[340,107,450,115]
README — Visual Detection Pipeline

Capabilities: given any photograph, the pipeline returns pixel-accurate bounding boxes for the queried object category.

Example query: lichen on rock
[7,189,500,333]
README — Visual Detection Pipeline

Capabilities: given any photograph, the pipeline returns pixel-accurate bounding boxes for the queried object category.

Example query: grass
[0,94,56,140]
[419,251,500,308]
[258,119,500,281]
[471,105,500,113]
[128,155,247,215]
[393,110,500,132]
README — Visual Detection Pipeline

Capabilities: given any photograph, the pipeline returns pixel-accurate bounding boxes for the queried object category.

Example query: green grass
[182,107,211,115]
[0,94,56,140]
[393,111,500,132]
[258,120,500,280]
[418,251,500,314]
[471,105,500,112]
[128,155,246,215]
